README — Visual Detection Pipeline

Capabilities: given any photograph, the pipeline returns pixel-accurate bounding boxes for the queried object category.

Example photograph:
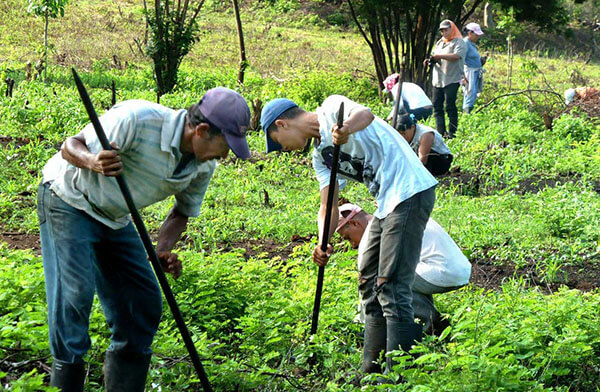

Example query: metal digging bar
[71,68,213,392]
[391,67,405,130]
[310,101,344,336]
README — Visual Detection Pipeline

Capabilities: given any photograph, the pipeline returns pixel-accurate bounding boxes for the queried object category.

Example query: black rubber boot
[385,320,423,375]
[50,359,85,392]
[361,316,387,373]
[104,351,151,392]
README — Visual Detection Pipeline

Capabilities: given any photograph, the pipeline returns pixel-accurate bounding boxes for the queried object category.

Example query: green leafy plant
[26,0,69,82]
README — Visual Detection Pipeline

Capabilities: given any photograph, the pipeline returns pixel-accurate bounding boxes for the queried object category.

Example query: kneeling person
[396,114,453,176]
[337,203,471,342]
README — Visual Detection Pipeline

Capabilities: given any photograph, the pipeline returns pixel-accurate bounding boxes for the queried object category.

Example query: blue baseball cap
[199,87,251,159]
[260,98,298,153]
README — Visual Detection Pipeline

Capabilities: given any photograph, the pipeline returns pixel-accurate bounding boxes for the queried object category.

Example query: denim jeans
[412,275,464,330]
[432,83,459,137]
[358,186,436,323]
[37,183,162,364]
[462,68,482,111]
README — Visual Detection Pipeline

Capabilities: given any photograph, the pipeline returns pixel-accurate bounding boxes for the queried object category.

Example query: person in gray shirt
[425,19,467,138]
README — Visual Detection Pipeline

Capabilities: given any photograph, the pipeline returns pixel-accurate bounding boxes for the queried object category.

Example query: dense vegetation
[1,0,599,391]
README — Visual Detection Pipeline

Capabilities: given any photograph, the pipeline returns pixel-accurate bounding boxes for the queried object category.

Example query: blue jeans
[37,183,162,364]
[462,68,483,112]
[358,186,436,323]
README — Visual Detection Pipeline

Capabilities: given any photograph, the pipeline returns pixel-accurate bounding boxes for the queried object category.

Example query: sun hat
[198,87,251,159]
[260,98,299,153]
[564,88,576,105]
[439,20,452,30]
[336,203,363,232]
[465,22,484,35]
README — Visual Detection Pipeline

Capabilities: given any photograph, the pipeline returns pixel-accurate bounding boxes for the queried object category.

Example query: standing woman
[425,19,466,138]
[396,114,453,176]
[462,22,486,113]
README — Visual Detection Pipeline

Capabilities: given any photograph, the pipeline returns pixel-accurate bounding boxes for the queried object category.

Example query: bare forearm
[345,109,374,134]
[437,53,461,61]
[61,132,123,176]
[61,135,95,170]
[157,208,189,252]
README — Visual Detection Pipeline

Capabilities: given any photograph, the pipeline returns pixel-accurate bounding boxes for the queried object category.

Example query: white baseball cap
[465,22,484,35]
[336,204,362,232]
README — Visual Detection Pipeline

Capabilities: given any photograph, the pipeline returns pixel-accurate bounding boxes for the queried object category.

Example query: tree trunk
[232,0,247,85]
[44,9,49,83]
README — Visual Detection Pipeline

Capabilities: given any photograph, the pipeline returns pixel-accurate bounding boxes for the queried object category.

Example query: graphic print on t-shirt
[320,146,380,196]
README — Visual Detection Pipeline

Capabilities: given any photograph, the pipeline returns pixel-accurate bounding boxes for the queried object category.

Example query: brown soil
[0,231,41,255]
[566,91,600,119]
[0,135,61,150]
[205,234,315,262]
[2,231,599,293]
[471,256,600,293]
[437,167,600,196]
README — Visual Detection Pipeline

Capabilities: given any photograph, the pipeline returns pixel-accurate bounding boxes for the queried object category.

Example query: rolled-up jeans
[358,186,435,323]
[37,182,163,364]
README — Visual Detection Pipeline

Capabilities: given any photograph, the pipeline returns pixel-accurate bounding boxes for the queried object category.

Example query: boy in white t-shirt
[260,96,438,375]
[336,203,471,345]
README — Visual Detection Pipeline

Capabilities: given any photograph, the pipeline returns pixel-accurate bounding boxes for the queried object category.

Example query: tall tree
[347,0,580,90]
[145,0,206,100]
[27,0,69,82]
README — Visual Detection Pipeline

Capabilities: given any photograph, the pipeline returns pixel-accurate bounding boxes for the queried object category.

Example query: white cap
[465,22,484,35]
[336,204,362,232]
[564,88,576,105]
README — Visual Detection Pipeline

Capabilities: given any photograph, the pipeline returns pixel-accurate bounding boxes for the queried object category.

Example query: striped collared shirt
[42,100,216,230]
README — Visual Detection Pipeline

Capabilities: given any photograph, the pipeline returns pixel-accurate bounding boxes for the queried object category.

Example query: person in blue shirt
[462,22,486,113]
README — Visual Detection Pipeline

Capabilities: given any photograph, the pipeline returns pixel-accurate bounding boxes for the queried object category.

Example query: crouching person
[38,88,251,391]
[260,95,438,376]
[336,203,471,344]
[396,114,453,176]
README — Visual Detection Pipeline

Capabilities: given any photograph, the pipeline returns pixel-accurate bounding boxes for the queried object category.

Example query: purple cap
[199,87,251,159]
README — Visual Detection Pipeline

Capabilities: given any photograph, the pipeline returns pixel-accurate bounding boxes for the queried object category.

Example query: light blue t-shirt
[312,95,437,220]
[464,37,482,68]
[42,100,216,229]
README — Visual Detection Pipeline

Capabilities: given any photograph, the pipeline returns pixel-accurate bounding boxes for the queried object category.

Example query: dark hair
[396,113,416,132]
[186,103,222,137]
[267,106,304,134]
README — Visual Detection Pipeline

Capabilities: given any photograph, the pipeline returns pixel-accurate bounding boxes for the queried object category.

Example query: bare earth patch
[3,232,599,293]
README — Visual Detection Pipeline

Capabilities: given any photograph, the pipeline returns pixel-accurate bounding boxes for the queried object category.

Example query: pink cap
[465,22,484,35]
[336,203,362,232]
